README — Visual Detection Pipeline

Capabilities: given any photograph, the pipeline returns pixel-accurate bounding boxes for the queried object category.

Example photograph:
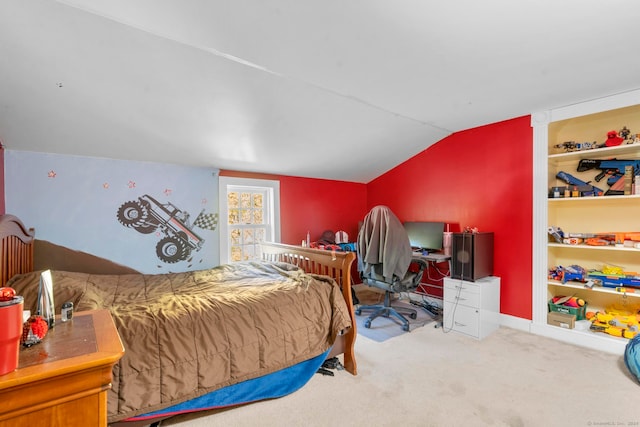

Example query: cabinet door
[443,303,479,338]
[444,286,480,307]
[443,278,479,304]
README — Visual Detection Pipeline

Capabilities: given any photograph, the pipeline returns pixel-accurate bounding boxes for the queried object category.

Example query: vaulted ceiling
[1,1,639,183]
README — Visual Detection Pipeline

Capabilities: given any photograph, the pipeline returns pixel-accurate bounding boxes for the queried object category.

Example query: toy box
[548,299,587,320]
[547,311,576,329]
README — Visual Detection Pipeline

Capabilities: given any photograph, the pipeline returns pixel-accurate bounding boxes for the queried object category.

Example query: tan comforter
[8,261,352,422]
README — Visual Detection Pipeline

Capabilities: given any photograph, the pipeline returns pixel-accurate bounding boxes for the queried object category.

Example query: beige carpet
[353,286,442,341]
[161,321,639,427]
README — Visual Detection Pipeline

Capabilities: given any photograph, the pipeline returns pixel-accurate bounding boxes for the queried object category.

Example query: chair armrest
[410,257,429,271]
[409,257,429,287]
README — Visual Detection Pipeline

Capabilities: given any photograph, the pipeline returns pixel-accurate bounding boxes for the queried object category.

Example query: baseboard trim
[499,313,532,332]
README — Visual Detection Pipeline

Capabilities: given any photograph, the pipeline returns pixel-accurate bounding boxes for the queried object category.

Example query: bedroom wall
[0,146,4,215]
[367,115,533,320]
[219,170,368,245]
[2,117,532,320]
[5,151,220,274]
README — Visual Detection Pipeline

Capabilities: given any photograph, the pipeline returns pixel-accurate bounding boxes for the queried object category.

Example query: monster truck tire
[132,223,157,234]
[117,201,151,228]
[156,236,188,263]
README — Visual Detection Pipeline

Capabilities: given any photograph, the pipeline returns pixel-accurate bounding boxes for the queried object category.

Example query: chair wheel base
[354,293,417,332]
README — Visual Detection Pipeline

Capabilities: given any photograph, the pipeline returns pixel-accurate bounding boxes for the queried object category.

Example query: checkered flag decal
[194,211,219,231]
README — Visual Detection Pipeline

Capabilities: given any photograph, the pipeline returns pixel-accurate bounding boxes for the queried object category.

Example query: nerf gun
[555,171,604,196]
[588,311,640,339]
[577,158,640,188]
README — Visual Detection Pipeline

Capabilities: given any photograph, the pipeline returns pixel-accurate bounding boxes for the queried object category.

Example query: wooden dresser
[0,309,124,427]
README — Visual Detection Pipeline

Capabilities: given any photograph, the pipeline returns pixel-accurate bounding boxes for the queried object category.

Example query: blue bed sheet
[127,349,330,422]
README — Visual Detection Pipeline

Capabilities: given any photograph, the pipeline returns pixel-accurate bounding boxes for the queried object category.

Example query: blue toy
[624,333,640,383]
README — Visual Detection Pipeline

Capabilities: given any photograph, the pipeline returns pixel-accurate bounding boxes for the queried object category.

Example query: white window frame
[218,176,280,264]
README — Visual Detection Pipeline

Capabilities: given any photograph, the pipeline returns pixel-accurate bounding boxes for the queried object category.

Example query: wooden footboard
[260,242,357,375]
[0,215,35,287]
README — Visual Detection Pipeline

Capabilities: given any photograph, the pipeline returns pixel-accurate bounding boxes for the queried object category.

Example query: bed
[0,214,357,425]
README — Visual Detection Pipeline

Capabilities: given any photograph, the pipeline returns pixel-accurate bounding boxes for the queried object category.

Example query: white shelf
[547,280,640,298]
[549,142,640,164]
[548,242,640,252]
[548,194,640,203]
[530,323,628,355]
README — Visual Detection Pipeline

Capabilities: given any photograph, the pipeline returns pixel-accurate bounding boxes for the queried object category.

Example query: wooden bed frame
[260,242,357,375]
[0,215,358,378]
[0,215,35,287]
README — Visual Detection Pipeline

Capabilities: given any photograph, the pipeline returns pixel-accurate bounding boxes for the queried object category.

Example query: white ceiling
[1,1,639,183]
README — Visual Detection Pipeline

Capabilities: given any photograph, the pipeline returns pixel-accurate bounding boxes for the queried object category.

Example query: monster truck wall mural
[4,150,220,273]
[117,194,218,264]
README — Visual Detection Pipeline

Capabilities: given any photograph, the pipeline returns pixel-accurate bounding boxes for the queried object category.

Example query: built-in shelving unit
[531,90,640,354]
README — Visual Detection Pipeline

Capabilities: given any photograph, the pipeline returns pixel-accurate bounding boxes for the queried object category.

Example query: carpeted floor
[160,301,640,427]
[353,285,441,341]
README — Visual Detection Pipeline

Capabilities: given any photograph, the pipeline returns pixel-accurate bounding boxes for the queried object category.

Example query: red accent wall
[219,170,368,246]
[0,146,4,215]
[367,116,533,319]
[221,116,533,320]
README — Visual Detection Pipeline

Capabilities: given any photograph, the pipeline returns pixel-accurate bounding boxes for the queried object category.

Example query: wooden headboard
[261,241,357,375]
[0,214,35,287]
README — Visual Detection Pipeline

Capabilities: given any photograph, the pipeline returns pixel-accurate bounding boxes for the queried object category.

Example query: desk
[413,252,451,264]
[412,252,451,299]
[0,309,124,427]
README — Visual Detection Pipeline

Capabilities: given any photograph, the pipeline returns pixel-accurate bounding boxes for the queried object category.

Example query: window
[218,177,280,264]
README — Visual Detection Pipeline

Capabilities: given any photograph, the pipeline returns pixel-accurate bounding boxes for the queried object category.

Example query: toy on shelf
[588,269,640,289]
[553,141,597,152]
[604,130,625,147]
[548,265,563,281]
[619,126,632,141]
[562,265,587,284]
[548,294,587,319]
[551,295,586,308]
[548,265,589,285]
[588,306,640,339]
[548,226,564,243]
[577,158,640,195]
[555,171,604,197]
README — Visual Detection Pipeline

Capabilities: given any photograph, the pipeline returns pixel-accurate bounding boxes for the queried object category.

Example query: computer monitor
[404,221,445,252]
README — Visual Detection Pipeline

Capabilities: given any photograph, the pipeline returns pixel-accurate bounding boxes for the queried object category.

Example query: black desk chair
[355,206,428,331]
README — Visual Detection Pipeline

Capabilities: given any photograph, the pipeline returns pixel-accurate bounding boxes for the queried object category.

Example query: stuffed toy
[605,130,624,147]
[21,315,49,347]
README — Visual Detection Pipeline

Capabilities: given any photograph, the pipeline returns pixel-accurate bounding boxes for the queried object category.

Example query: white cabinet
[443,276,500,340]
[532,90,640,354]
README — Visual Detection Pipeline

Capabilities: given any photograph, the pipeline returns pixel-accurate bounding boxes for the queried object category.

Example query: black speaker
[451,232,494,282]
